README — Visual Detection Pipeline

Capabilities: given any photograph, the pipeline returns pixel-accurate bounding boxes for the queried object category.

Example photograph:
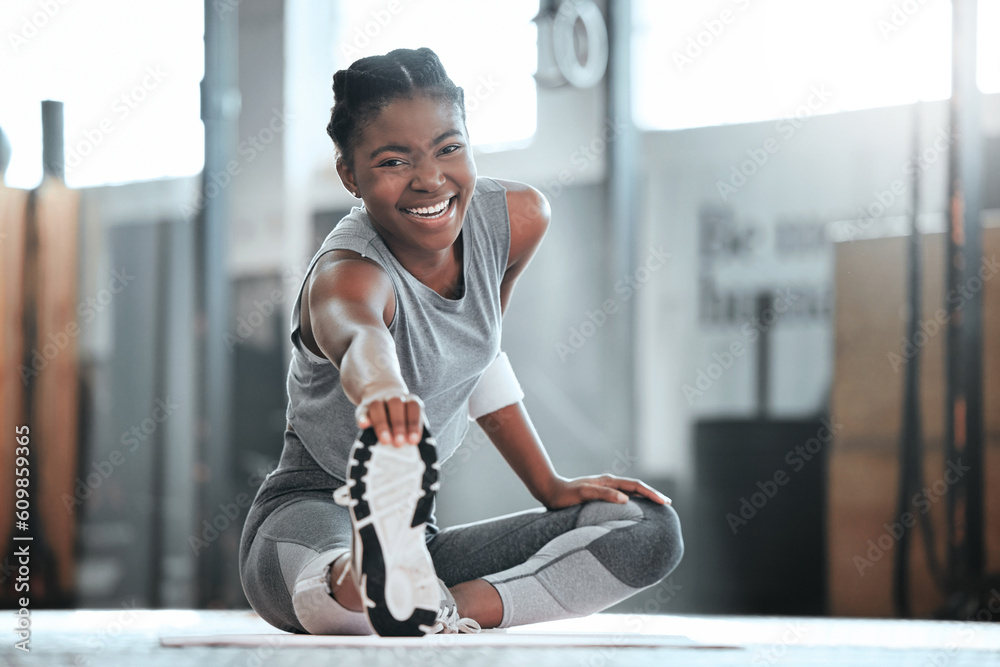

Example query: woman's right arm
[303,250,424,447]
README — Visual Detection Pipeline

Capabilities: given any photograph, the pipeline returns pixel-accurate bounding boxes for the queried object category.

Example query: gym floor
[5,610,999,666]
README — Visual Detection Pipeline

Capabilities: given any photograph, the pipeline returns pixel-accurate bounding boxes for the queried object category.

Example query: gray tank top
[285,177,510,480]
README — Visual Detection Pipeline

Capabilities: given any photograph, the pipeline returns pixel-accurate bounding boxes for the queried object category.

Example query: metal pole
[754,291,772,419]
[943,0,983,609]
[195,0,239,607]
[607,0,637,443]
[41,100,64,181]
[893,103,923,618]
[148,220,171,607]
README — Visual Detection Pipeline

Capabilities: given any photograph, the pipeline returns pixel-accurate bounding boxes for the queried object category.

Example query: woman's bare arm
[303,250,423,446]
[476,181,670,507]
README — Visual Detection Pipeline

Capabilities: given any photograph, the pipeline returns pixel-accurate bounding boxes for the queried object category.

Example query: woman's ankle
[328,552,364,612]
[449,579,503,629]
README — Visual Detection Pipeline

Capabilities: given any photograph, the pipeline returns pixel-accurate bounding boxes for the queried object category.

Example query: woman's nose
[411,158,445,192]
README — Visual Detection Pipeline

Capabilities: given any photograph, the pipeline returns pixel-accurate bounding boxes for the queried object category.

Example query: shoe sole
[346,426,440,636]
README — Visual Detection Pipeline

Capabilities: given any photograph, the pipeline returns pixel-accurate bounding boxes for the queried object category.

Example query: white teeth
[404,198,450,216]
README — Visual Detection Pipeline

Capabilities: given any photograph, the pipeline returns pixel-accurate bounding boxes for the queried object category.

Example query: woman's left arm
[481,181,671,509]
[478,402,670,509]
[495,180,550,314]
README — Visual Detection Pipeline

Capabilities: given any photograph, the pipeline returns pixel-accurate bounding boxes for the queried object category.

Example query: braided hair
[327,47,466,167]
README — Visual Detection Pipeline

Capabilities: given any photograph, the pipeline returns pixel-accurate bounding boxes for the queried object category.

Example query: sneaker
[335,425,442,636]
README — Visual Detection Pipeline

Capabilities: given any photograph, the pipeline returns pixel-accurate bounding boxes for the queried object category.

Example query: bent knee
[639,500,684,584]
[241,534,308,633]
[587,498,684,589]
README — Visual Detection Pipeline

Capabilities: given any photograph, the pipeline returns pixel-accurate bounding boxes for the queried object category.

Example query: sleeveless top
[285,176,510,480]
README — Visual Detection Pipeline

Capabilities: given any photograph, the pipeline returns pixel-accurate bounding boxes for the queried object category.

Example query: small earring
[352,191,360,198]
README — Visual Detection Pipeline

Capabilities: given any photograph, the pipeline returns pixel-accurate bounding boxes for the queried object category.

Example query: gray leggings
[239,430,684,634]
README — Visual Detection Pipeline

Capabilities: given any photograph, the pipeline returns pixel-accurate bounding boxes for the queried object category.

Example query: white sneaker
[335,426,442,636]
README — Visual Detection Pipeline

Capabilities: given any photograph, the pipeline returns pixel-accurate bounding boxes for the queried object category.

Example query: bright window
[334,0,538,150]
[0,0,204,189]
[633,0,1000,131]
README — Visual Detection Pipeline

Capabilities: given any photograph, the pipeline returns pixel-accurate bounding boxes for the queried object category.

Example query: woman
[239,47,683,636]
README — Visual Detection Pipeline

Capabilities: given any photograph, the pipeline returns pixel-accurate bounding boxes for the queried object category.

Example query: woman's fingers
[600,485,629,503]
[404,397,423,443]
[356,392,425,446]
[580,482,628,504]
[364,400,391,443]
[547,475,673,509]
[629,479,671,505]
[385,397,408,446]
[591,475,671,505]
[619,481,662,504]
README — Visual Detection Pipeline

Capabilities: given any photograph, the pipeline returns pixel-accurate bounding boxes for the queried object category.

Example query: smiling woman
[237,47,683,638]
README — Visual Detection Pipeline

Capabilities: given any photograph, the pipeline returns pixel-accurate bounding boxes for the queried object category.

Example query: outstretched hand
[541,474,671,510]
[355,384,425,447]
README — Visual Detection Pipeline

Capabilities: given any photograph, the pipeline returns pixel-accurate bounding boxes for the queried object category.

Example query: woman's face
[339,94,477,256]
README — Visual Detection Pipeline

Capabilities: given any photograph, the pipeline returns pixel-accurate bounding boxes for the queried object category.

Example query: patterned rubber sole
[346,426,441,636]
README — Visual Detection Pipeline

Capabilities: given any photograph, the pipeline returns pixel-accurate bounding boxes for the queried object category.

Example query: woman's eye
[379,158,405,167]
[440,144,462,155]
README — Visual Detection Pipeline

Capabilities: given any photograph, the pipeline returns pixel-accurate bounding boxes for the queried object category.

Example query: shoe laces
[331,485,363,595]
[333,483,355,507]
[427,579,481,635]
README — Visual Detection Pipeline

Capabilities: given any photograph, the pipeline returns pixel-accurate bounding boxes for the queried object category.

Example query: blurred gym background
[1,0,998,621]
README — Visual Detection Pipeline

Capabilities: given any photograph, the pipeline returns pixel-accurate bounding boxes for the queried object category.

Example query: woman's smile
[399,195,458,229]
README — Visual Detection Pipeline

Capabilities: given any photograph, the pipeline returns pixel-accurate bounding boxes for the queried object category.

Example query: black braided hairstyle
[327,47,466,167]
